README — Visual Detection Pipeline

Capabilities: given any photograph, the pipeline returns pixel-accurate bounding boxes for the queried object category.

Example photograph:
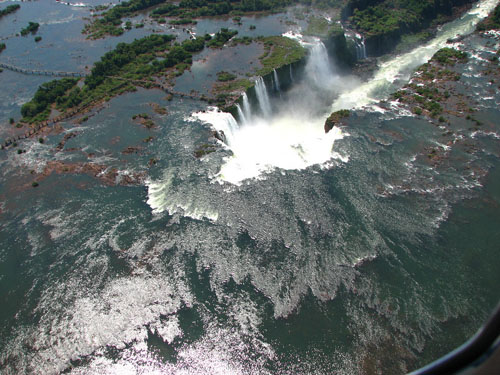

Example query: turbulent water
[1,0,500,374]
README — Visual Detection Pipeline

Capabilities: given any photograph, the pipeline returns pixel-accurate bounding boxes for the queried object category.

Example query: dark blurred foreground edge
[408,301,500,375]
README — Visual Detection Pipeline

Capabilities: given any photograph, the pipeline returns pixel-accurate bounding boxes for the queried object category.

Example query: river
[1,0,499,374]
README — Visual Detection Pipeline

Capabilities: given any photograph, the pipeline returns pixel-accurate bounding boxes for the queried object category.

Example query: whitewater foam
[331,0,499,111]
[191,107,347,185]
[146,168,219,220]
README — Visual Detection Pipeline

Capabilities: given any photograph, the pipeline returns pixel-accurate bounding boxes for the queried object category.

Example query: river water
[1,0,500,374]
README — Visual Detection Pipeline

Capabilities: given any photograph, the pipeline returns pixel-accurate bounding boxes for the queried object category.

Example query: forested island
[14,29,305,129]
[0,4,20,19]
[20,22,40,36]
[3,0,499,150]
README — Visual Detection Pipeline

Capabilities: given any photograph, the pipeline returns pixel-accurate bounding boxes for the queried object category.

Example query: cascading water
[305,41,337,90]
[360,39,367,59]
[356,39,367,60]
[255,77,272,117]
[188,38,347,185]
[332,0,499,111]
[352,33,367,60]
[185,0,498,186]
[242,92,252,120]
[236,104,248,124]
[289,64,294,82]
[273,69,281,92]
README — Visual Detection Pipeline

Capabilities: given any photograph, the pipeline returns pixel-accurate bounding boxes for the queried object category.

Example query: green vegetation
[0,4,20,19]
[394,31,433,53]
[194,143,217,158]
[256,36,306,76]
[214,78,253,93]
[349,0,473,54]
[83,0,165,38]
[391,47,469,119]
[207,28,238,48]
[305,16,330,37]
[19,31,223,125]
[217,71,237,82]
[432,48,468,65]
[169,18,197,25]
[0,43,5,53]
[132,113,155,128]
[93,5,110,12]
[21,78,79,121]
[20,22,40,36]
[32,181,39,187]
[35,36,42,42]
[324,109,350,132]
[477,3,500,30]
[85,34,178,88]
[327,23,356,67]
[132,113,150,120]
[86,0,344,38]
[150,0,290,21]
[231,36,253,45]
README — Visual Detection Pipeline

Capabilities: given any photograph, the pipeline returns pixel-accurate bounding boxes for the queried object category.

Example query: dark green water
[1,1,500,374]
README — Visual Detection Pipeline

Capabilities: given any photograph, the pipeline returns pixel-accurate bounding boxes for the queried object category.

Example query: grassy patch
[214,78,253,93]
[305,16,330,37]
[207,28,238,48]
[325,109,350,131]
[256,36,306,76]
[217,71,237,82]
[432,48,468,66]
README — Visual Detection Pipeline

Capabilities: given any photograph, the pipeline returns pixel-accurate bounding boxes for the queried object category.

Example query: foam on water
[191,107,346,185]
[146,168,219,220]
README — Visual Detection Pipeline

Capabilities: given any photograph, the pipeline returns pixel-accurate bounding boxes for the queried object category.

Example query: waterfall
[305,41,336,90]
[242,92,252,120]
[353,34,367,60]
[189,0,498,185]
[273,69,281,92]
[360,39,367,60]
[289,64,294,82]
[255,77,272,117]
[331,0,499,111]
[193,108,239,146]
[236,104,248,124]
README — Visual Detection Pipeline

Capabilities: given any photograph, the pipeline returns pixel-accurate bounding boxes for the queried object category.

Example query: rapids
[1,1,500,374]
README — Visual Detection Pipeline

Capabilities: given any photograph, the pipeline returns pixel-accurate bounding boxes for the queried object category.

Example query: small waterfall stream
[236,104,248,124]
[273,69,281,92]
[242,92,252,120]
[255,77,272,117]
